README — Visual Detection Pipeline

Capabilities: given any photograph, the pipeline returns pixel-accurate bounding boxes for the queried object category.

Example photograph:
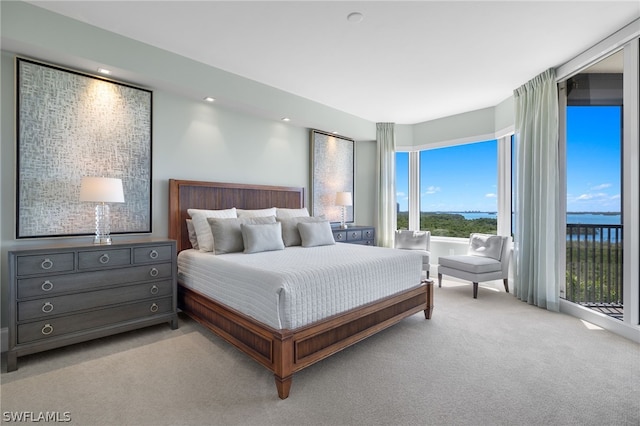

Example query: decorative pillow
[241,222,285,254]
[275,207,310,219]
[298,221,336,248]
[278,216,326,247]
[186,219,199,250]
[395,230,429,250]
[187,208,237,252]
[468,233,504,261]
[207,216,276,254]
[237,207,277,218]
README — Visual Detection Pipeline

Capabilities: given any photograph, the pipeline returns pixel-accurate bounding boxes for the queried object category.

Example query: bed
[168,179,434,399]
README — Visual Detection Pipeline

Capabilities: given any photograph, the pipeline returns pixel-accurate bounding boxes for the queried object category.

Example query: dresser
[7,239,178,371]
[331,226,375,246]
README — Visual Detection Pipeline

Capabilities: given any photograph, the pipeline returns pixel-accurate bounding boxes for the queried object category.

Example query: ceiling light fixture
[97,67,111,75]
[347,12,363,23]
[203,97,215,102]
[281,117,291,122]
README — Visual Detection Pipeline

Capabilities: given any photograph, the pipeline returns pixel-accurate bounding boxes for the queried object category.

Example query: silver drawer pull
[149,250,159,259]
[99,253,110,264]
[150,285,159,295]
[41,280,54,292]
[351,232,358,238]
[150,303,159,313]
[42,302,54,313]
[149,267,159,277]
[41,258,53,270]
[41,323,54,335]
[336,234,343,240]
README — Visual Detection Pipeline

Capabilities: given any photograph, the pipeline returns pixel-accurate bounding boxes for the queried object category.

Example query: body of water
[449,212,621,225]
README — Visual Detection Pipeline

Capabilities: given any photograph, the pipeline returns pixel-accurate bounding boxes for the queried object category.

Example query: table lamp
[79,177,125,244]
[335,191,352,229]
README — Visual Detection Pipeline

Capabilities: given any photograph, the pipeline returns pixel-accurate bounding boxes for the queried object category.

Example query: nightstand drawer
[16,252,75,276]
[333,231,347,242]
[18,280,174,321]
[133,245,173,264]
[17,296,173,344]
[17,263,174,299]
[346,230,363,241]
[78,248,131,269]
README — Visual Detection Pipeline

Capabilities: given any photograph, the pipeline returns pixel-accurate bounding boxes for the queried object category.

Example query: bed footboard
[178,279,433,399]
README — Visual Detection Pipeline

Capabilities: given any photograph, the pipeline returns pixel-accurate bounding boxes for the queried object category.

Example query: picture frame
[310,129,355,225]
[16,57,153,239]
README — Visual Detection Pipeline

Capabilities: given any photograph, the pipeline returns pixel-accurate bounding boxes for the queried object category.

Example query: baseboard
[560,300,640,344]
[1,327,7,353]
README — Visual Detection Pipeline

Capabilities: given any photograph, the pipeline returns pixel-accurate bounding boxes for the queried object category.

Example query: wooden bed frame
[168,179,434,399]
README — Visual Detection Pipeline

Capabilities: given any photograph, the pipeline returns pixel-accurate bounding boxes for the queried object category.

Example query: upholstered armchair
[437,233,512,298]
[395,230,431,278]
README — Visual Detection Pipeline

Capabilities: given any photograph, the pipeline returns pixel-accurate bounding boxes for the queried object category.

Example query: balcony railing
[565,224,623,319]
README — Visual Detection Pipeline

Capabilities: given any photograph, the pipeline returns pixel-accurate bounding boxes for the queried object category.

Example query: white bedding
[177,243,423,330]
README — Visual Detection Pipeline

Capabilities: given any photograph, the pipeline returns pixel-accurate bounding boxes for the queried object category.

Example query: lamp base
[93,236,113,245]
[340,224,348,229]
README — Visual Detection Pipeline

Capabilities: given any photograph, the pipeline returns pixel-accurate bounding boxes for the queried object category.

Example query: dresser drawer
[78,248,131,270]
[17,296,173,344]
[17,263,174,299]
[18,280,174,321]
[133,245,173,264]
[16,252,75,276]
[362,229,374,240]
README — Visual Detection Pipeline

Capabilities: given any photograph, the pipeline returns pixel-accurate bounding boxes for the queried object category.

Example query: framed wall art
[310,129,355,224]
[16,57,153,238]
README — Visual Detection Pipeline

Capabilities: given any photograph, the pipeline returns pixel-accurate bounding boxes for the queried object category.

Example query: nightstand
[332,226,375,246]
[7,239,178,371]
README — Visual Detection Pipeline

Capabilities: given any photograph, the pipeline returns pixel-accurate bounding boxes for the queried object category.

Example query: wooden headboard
[168,179,305,253]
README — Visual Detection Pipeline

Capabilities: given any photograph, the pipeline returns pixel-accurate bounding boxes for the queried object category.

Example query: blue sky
[396,105,621,213]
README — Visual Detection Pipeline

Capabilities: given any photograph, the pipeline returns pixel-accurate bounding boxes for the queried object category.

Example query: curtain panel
[376,122,396,247]
[513,68,561,311]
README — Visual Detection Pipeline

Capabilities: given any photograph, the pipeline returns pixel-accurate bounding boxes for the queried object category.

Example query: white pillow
[275,207,310,219]
[186,219,199,250]
[395,230,429,250]
[277,216,327,247]
[468,233,504,261]
[187,208,237,252]
[241,222,285,254]
[298,221,336,247]
[208,216,276,254]
[237,207,277,218]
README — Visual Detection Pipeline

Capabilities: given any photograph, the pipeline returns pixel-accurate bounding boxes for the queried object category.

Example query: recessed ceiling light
[203,97,215,102]
[97,67,111,75]
[347,12,363,23]
[281,117,291,122]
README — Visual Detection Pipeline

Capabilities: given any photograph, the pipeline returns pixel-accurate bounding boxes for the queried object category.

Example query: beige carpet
[2,279,639,425]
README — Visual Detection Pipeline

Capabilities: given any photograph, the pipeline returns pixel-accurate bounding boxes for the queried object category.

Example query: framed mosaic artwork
[16,57,152,238]
[310,129,355,225]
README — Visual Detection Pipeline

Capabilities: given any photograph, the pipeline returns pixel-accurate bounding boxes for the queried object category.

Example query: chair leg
[437,273,442,288]
[503,278,509,293]
[473,282,478,299]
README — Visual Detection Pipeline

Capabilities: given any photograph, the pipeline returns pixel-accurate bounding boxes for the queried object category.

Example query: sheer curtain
[513,69,560,311]
[376,122,396,248]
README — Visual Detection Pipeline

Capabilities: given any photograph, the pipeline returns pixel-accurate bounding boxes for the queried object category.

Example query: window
[419,140,498,237]
[396,152,409,230]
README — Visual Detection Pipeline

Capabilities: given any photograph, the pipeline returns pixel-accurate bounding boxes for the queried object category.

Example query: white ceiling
[25,1,640,124]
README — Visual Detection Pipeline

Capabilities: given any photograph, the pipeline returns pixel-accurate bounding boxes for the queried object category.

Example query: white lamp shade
[79,177,125,203]
[335,191,352,206]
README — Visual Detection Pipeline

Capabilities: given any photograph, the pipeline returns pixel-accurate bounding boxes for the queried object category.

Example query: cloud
[424,186,440,195]
[485,193,497,198]
[591,183,611,190]
[577,192,608,201]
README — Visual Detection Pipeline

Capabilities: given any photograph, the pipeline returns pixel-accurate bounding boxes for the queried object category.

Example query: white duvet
[177,243,423,330]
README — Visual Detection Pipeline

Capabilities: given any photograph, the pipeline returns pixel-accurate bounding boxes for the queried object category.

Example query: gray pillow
[241,222,285,254]
[468,233,504,261]
[297,221,336,247]
[278,216,326,246]
[207,216,276,254]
